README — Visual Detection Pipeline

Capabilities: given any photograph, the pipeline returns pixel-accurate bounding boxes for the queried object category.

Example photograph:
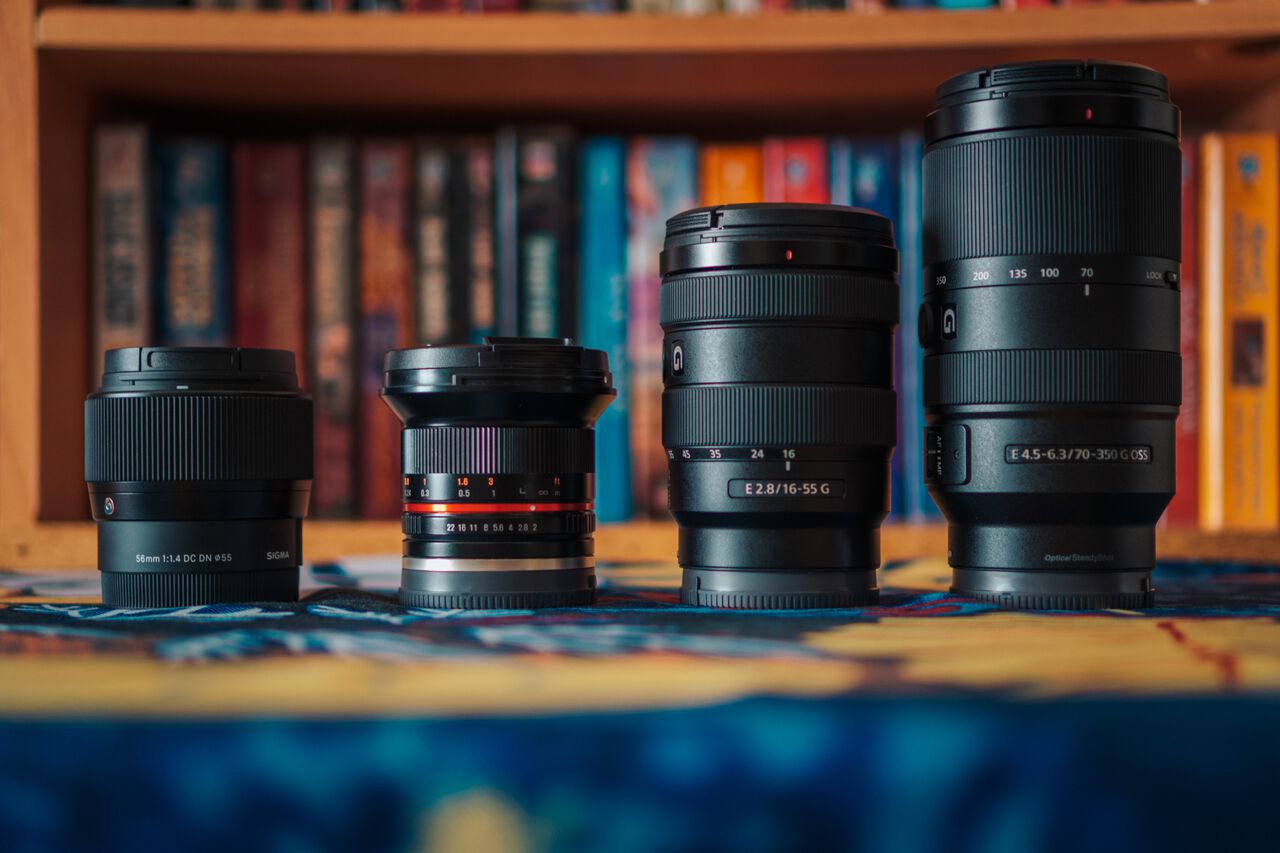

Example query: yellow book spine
[1202,133,1280,530]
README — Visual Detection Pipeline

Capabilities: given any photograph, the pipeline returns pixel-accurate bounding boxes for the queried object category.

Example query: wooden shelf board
[3,521,1277,572]
[30,3,1280,125]
[35,4,1280,55]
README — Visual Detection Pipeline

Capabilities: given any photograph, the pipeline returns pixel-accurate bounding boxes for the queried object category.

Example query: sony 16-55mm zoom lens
[661,203,899,608]
[85,347,313,607]
[382,338,615,609]
[921,60,1181,609]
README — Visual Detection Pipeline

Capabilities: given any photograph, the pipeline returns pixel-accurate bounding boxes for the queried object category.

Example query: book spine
[93,124,151,366]
[849,138,899,221]
[516,128,577,338]
[829,138,852,207]
[413,138,454,345]
[628,137,698,518]
[309,137,358,519]
[699,143,763,206]
[494,127,520,337]
[155,138,230,347]
[898,132,937,521]
[232,142,307,384]
[763,138,828,204]
[458,136,496,343]
[359,140,414,519]
[848,138,901,515]
[1165,138,1199,526]
[578,137,632,523]
[1200,133,1280,530]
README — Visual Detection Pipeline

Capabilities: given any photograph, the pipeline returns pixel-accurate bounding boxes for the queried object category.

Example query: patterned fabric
[1,558,1278,852]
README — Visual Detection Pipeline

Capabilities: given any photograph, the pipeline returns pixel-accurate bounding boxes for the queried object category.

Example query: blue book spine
[898,132,939,521]
[493,127,519,337]
[828,138,852,206]
[845,138,902,516]
[155,138,230,346]
[934,0,995,7]
[578,137,631,523]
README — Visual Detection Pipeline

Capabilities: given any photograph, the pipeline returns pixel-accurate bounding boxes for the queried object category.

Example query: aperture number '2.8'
[1005,445,1152,464]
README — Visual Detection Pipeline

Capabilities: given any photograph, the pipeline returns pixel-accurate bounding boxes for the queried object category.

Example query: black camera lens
[921,60,1181,609]
[382,337,615,609]
[85,347,313,607]
[660,203,899,609]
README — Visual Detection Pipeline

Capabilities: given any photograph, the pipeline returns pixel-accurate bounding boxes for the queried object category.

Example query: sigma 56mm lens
[86,347,313,607]
[661,203,899,608]
[382,338,615,609]
[920,60,1181,609]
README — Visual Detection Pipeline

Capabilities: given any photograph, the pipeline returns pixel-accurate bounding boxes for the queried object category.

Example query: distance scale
[402,472,591,506]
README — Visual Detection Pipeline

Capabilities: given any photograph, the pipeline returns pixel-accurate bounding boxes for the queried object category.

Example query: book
[829,138,853,206]
[359,140,414,519]
[494,127,520,337]
[309,137,358,519]
[232,141,306,384]
[578,137,632,523]
[763,138,828,204]
[155,138,230,347]
[457,136,496,343]
[898,132,937,521]
[628,137,698,518]
[1166,138,1200,527]
[516,127,577,338]
[412,138,459,345]
[699,143,763,206]
[1200,133,1280,531]
[92,124,151,362]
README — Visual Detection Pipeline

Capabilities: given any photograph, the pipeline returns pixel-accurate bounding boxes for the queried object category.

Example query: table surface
[2,557,1279,853]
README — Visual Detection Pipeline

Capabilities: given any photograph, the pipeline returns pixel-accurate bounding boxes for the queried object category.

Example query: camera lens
[661,203,899,609]
[85,347,313,607]
[921,60,1181,609]
[382,337,615,609]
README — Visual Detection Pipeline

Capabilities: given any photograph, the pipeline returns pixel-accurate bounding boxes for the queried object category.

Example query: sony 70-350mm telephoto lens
[661,203,899,609]
[85,347,313,607]
[382,338,615,609]
[920,60,1181,609]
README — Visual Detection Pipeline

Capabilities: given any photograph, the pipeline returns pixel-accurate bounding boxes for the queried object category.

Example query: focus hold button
[918,303,938,348]
[925,424,970,486]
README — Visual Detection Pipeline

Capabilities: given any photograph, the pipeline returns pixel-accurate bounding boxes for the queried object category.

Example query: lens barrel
[921,60,1181,609]
[85,347,313,607]
[661,203,899,609]
[382,338,614,609]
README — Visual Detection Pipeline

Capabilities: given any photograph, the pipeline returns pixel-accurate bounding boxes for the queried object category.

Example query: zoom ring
[664,385,896,447]
[403,427,595,474]
[923,349,1181,406]
[923,134,1180,264]
[660,272,899,326]
[84,395,313,482]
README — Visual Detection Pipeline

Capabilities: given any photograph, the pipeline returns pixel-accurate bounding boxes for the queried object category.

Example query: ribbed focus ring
[923,134,1180,264]
[664,385,896,447]
[84,394,313,482]
[660,271,899,326]
[403,427,594,474]
[924,349,1181,406]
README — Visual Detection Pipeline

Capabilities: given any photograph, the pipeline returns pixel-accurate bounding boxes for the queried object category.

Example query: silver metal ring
[401,556,595,573]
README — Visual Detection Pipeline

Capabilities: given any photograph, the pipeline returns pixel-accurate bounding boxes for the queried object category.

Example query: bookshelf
[4,0,1280,570]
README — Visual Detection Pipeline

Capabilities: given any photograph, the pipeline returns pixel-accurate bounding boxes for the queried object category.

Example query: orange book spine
[1199,133,1279,530]
[699,144,763,206]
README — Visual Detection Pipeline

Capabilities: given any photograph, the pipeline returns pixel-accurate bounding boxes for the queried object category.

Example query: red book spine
[1167,138,1200,526]
[233,142,307,386]
[309,138,357,518]
[763,138,828,204]
[359,140,414,519]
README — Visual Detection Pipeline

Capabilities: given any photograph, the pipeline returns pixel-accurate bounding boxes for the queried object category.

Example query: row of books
[90,1,1141,12]
[91,124,1280,531]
